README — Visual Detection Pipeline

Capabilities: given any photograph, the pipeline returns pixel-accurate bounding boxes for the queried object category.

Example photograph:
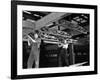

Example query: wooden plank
[35,12,70,30]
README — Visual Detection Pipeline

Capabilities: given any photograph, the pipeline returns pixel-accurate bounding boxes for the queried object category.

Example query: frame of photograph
[11,0,97,79]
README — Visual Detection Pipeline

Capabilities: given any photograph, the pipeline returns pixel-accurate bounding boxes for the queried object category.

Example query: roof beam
[35,12,70,30]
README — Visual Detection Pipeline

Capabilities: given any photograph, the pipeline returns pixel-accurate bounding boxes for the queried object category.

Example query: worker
[27,31,41,68]
[58,40,69,67]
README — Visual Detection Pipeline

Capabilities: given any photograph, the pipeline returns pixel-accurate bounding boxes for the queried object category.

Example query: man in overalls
[27,31,41,68]
[58,40,69,67]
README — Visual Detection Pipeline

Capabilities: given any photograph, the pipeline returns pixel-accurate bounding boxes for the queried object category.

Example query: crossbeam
[35,12,70,30]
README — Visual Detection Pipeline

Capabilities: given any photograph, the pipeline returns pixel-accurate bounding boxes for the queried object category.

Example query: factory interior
[22,11,90,69]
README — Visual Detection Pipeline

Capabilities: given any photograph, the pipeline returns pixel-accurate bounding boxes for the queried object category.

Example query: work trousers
[58,47,69,67]
[27,43,40,68]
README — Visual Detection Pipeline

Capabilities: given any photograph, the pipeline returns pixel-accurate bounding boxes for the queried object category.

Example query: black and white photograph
[11,1,97,79]
[22,11,90,69]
